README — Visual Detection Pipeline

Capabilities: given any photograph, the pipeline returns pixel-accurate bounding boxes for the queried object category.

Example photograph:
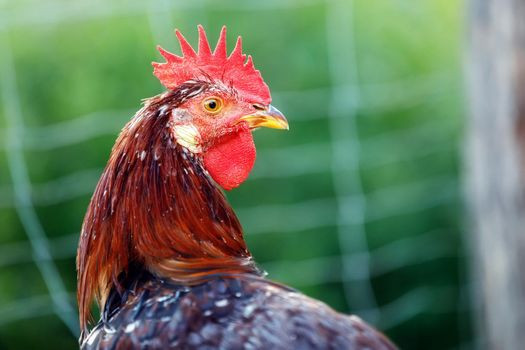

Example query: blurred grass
[0,0,467,349]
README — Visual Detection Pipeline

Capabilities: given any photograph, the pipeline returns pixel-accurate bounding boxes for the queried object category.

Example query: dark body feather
[82,270,396,350]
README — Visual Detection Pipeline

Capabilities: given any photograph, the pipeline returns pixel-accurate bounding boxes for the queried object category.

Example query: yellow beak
[237,105,289,130]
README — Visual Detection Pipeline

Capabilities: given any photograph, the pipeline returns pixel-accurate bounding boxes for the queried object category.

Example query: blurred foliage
[0,0,467,349]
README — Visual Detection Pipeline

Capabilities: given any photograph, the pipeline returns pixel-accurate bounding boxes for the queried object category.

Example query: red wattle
[203,127,256,191]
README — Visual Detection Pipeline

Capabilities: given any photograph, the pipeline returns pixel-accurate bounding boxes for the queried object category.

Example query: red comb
[152,25,271,104]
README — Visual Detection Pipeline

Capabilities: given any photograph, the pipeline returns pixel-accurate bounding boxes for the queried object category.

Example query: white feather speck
[85,328,101,346]
[215,299,229,307]
[243,304,256,318]
[156,295,171,303]
[124,321,139,333]
[159,104,169,116]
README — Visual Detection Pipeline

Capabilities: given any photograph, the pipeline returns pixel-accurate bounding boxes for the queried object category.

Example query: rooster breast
[82,272,396,350]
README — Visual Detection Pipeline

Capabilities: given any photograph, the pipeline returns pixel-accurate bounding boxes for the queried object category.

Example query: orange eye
[203,97,223,113]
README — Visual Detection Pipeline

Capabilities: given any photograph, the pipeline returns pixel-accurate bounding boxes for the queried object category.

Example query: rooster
[77,26,397,350]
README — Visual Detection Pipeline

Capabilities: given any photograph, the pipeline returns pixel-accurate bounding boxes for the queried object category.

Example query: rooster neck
[77,86,257,333]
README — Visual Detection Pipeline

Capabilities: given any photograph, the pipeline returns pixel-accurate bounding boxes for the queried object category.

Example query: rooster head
[152,25,288,190]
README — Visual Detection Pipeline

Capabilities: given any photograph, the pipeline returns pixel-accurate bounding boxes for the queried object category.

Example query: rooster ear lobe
[171,123,203,154]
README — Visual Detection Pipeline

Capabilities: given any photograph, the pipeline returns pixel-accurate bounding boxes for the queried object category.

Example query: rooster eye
[203,97,223,113]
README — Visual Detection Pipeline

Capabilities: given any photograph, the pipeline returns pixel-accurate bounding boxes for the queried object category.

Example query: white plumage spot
[159,104,169,115]
[124,321,139,333]
[243,304,256,318]
[215,299,229,307]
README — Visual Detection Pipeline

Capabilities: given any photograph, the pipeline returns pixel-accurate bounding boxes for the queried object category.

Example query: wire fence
[0,0,467,348]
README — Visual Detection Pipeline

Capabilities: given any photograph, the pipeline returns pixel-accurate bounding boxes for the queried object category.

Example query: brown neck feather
[77,86,257,333]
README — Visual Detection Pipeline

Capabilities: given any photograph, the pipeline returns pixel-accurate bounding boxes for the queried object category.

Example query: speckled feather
[82,270,396,350]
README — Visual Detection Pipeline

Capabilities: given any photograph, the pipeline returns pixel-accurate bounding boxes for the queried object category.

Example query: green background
[0,0,467,349]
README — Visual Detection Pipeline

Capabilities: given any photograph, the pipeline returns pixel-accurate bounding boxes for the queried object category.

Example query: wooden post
[466,0,525,348]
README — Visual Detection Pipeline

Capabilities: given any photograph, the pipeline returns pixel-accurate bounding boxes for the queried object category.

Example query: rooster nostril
[252,104,265,111]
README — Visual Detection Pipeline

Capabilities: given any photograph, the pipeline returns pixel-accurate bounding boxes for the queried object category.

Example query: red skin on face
[174,90,260,191]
